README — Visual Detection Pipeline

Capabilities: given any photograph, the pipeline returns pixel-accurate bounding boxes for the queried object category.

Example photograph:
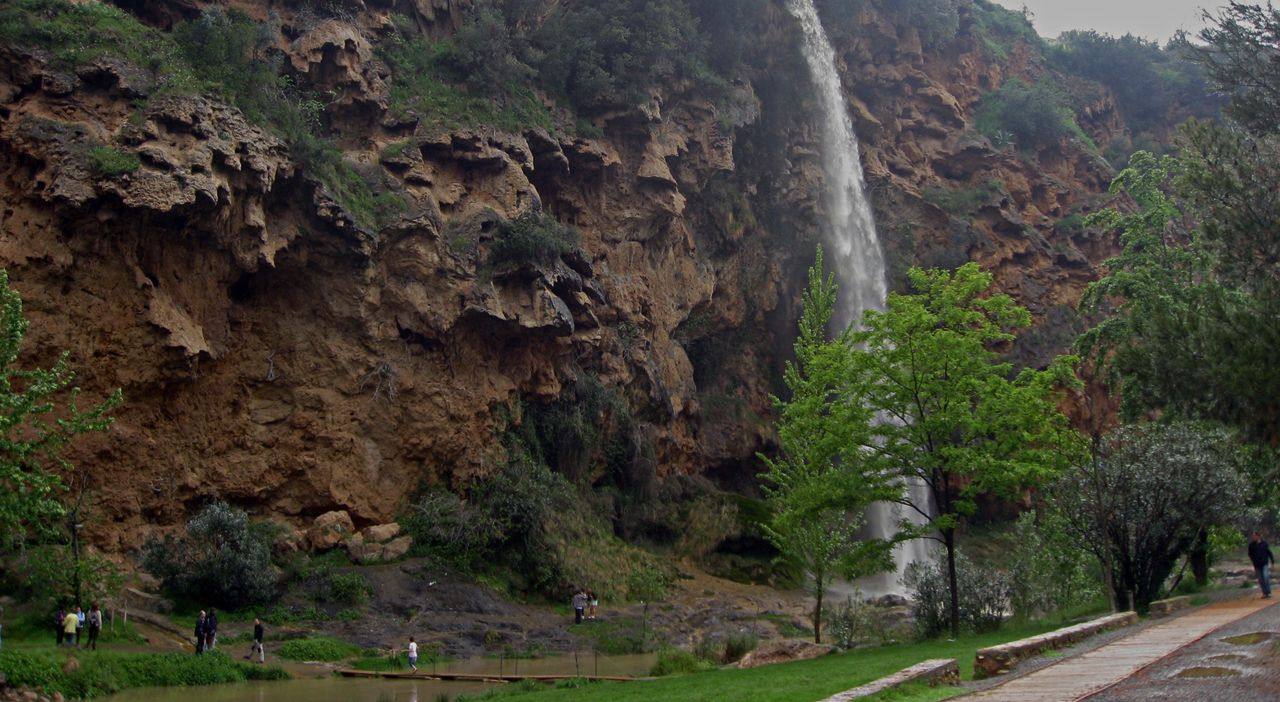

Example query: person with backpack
[1249,530,1275,599]
[86,604,103,650]
[571,587,588,625]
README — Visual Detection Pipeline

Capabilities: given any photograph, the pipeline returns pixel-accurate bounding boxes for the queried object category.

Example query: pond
[101,652,659,702]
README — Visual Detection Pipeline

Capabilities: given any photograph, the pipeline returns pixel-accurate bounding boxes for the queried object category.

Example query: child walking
[407,636,418,673]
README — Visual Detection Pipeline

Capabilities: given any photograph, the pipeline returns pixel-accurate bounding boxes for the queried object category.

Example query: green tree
[143,501,279,609]
[846,263,1081,638]
[759,249,895,644]
[1195,2,1280,136]
[0,270,120,551]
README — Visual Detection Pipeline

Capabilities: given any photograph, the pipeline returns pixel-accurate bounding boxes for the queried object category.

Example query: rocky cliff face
[0,0,1131,552]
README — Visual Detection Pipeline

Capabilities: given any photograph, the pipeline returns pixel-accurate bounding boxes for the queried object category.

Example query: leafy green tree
[1195,2,1280,136]
[0,270,119,551]
[846,263,1081,638]
[1051,421,1246,612]
[974,79,1087,151]
[759,249,896,644]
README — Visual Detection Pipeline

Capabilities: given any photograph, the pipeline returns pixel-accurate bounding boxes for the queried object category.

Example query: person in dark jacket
[194,611,206,654]
[205,608,218,651]
[244,617,265,664]
[1248,531,1274,599]
[55,606,66,646]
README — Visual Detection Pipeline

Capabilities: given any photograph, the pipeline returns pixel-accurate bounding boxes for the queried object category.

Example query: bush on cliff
[974,79,1090,151]
[143,501,279,609]
[488,211,579,268]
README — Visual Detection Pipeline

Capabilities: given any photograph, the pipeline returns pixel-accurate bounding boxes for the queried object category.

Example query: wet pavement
[961,596,1276,701]
[1087,597,1280,701]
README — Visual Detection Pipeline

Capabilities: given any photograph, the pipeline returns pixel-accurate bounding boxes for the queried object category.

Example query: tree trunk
[813,587,823,644]
[1190,528,1210,587]
[944,528,959,640]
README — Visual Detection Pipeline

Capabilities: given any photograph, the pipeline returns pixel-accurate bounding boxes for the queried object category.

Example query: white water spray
[785,0,934,597]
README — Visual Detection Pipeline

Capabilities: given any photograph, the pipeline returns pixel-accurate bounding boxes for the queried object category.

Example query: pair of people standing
[193,608,219,653]
[1248,531,1275,598]
[569,587,599,624]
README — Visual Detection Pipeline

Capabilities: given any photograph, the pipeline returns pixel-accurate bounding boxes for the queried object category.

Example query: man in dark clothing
[245,618,265,663]
[194,611,206,654]
[55,607,66,646]
[1248,531,1274,598]
[571,587,587,625]
[206,608,218,651]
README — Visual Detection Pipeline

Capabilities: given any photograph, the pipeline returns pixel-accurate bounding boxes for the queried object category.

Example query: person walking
[245,618,265,664]
[86,604,102,650]
[407,636,419,673]
[194,611,207,654]
[1249,531,1275,599]
[571,587,587,625]
[205,608,218,651]
[588,590,599,620]
[55,606,66,646]
[61,608,78,647]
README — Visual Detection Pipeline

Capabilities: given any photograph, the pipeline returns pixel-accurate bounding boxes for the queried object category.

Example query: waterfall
[785,0,934,597]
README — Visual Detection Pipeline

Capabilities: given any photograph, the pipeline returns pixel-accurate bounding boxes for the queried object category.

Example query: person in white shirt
[407,636,418,672]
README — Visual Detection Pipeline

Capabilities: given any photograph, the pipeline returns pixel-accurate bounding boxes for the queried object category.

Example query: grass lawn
[456,619,1087,702]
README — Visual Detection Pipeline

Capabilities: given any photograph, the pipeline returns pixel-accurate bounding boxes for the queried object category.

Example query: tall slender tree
[760,248,896,644]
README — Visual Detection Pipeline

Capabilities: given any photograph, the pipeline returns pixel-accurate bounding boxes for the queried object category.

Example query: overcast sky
[993,0,1214,42]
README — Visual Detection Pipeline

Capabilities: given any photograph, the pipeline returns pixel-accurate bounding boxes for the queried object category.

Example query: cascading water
[785,0,934,597]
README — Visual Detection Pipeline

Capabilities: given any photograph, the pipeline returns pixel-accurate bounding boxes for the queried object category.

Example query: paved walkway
[960,596,1278,701]
[1088,598,1280,701]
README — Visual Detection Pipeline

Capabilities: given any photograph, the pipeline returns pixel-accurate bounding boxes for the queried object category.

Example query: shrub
[142,501,278,609]
[649,647,710,676]
[720,632,758,663]
[884,0,959,48]
[325,572,373,606]
[531,0,711,111]
[827,595,885,649]
[488,211,579,268]
[276,636,362,662]
[904,554,1010,637]
[922,180,1005,215]
[87,146,140,176]
[1007,511,1103,620]
[974,79,1090,151]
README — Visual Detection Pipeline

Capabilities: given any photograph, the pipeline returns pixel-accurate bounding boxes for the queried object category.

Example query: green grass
[87,145,141,176]
[0,649,287,699]
[454,620,1088,702]
[275,636,363,662]
[382,36,556,134]
[566,617,652,655]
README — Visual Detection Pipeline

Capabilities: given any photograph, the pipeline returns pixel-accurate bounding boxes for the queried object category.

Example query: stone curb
[1147,595,1193,616]
[818,658,960,701]
[973,611,1138,679]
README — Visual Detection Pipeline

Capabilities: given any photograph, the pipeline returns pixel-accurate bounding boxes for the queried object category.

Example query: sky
[993,0,1213,42]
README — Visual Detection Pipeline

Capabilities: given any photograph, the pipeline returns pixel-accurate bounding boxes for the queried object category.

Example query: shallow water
[102,677,492,702]
[101,652,658,702]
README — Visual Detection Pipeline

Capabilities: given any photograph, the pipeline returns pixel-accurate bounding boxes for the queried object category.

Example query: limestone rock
[362,522,401,543]
[308,511,355,551]
[737,639,834,669]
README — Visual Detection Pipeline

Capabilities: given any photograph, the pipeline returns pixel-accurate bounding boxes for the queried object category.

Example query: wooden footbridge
[336,668,645,683]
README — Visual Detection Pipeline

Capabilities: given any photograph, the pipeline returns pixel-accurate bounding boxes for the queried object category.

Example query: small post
[594,647,598,677]
[575,650,580,676]
[499,653,504,678]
